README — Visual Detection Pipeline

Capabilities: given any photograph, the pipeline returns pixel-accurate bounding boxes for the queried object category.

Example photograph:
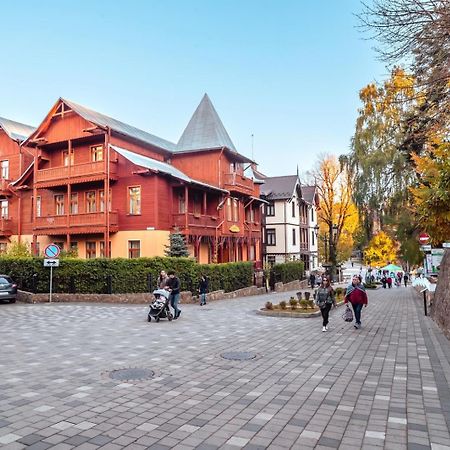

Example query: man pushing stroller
[166,271,181,319]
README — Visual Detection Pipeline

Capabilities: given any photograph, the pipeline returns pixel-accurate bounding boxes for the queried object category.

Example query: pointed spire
[177,94,237,152]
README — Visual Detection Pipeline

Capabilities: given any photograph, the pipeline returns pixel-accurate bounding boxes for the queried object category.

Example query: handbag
[342,305,353,322]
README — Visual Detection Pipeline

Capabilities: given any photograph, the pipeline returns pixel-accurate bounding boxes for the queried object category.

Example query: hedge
[271,261,305,284]
[0,256,253,294]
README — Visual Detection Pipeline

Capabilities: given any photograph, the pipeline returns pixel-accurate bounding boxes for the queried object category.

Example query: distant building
[300,185,320,271]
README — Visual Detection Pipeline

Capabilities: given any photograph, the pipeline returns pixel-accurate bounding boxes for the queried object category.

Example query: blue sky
[0,0,387,176]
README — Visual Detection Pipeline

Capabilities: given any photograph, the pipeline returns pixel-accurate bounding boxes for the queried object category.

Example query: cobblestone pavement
[1,286,450,449]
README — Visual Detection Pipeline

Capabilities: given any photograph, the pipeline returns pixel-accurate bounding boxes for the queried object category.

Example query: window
[36,196,41,217]
[193,193,201,216]
[267,255,276,266]
[128,240,140,258]
[1,160,9,179]
[55,194,64,215]
[128,186,141,215]
[266,202,275,216]
[178,192,185,214]
[0,200,8,219]
[292,228,296,245]
[292,201,296,217]
[70,242,78,255]
[0,243,7,253]
[86,241,96,259]
[62,149,74,166]
[311,230,315,246]
[70,193,78,214]
[266,228,276,246]
[86,191,96,213]
[91,145,104,162]
[99,241,111,258]
[99,190,105,213]
[232,199,239,222]
[226,198,232,221]
[311,208,314,222]
[54,242,64,251]
[246,206,255,223]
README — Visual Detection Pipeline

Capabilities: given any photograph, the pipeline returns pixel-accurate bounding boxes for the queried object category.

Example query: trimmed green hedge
[271,261,305,284]
[0,256,253,294]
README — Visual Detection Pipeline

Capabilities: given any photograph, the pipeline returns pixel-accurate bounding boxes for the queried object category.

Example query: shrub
[335,287,344,298]
[265,301,273,310]
[279,300,287,310]
[271,262,305,284]
[299,299,308,309]
[289,298,297,309]
[307,300,315,309]
[0,257,254,294]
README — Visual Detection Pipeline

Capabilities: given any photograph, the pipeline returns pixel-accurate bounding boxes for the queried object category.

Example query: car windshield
[0,276,12,284]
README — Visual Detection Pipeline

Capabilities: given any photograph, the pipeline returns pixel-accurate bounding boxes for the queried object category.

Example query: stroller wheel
[168,313,173,321]
[156,317,160,322]
[147,315,151,322]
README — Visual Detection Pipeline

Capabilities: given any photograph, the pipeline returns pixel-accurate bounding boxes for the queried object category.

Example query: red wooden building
[15,95,263,263]
[0,117,35,251]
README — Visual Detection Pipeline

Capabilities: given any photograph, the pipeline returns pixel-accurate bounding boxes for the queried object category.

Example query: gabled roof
[177,94,237,153]
[0,116,35,142]
[260,175,301,200]
[24,98,176,152]
[301,185,319,206]
[111,145,228,193]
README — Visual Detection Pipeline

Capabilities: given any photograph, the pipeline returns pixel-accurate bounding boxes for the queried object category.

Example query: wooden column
[203,191,207,215]
[66,139,72,251]
[184,185,189,229]
[104,130,111,257]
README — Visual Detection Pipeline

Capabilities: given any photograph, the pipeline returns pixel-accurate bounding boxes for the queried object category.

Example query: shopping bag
[342,305,353,322]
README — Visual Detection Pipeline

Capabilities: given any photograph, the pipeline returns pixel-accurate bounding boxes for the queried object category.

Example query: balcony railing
[0,218,12,235]
[36,161,117,185]
[223,173,254,193]
[34,211,118,232]
[173,212,219,230]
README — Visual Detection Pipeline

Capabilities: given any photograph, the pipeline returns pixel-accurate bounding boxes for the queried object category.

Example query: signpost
[44,243,60,303]
[419,233,431,245]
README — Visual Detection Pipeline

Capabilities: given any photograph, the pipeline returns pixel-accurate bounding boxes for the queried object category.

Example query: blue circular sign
[44,243,60,258]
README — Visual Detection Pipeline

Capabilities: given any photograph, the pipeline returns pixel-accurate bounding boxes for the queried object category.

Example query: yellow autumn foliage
[364,231,398,266]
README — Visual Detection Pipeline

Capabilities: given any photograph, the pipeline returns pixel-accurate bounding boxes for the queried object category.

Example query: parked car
[0,275,17,303]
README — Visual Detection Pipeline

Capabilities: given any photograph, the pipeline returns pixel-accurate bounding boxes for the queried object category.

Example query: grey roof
[301,185,319,205]
[111,145,227,193]
[0,116,35,142]
[62,99,176,152]
[260,175,300,200]
[177,94,237,153]
[244,166,265,184]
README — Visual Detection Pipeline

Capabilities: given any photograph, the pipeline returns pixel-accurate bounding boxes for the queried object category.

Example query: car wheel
[9,299,16,304]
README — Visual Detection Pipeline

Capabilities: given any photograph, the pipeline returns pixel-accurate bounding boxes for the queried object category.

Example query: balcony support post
[67,141,72,251]
[104,129,111,258]
[184,185,189,229]
[203,191,207,215]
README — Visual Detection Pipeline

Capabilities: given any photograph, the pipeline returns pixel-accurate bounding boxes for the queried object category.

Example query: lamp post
[314,225,329,265]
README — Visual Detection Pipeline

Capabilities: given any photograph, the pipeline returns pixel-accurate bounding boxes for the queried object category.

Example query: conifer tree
[165,228,189,257]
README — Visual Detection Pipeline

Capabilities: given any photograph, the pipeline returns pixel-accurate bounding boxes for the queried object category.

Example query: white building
[300,185,320,271]
[259,175,318,271]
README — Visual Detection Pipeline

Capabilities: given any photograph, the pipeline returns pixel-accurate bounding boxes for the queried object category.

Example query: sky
[0,0,388,177]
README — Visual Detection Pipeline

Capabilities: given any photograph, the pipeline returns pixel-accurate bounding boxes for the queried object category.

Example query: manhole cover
[221,351,258,361]
[109,368,154,381]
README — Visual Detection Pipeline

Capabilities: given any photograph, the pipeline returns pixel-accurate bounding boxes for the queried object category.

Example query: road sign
[419,233,431,244]
[420,244,432,251]
[44,243,60,259]
[44,259,60,267]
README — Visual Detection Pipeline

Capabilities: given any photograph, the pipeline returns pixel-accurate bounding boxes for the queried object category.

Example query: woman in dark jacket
[344,275,368,329]
[198,275,208,306]
[315,278,336,332]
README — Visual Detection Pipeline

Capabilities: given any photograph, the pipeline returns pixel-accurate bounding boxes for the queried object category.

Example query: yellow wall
[199,242,209,264]
[111,230,170,258]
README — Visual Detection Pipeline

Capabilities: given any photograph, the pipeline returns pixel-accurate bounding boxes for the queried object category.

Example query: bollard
[147,273,153,293]
[32,273,38,294]
[423,289,428,316]
[106,275,112,295]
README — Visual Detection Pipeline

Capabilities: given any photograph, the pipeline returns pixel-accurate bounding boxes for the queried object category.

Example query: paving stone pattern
[1,287,450,449]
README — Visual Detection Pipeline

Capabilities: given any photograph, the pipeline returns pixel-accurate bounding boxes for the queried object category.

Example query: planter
[304,291,311,300]
[296,291,302,300]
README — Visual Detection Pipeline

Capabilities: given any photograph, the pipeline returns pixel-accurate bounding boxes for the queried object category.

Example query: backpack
[342,305,353,322]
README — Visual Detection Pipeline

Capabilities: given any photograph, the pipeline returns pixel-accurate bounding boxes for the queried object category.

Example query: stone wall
[274,279,309,292]
[430,249,450,340]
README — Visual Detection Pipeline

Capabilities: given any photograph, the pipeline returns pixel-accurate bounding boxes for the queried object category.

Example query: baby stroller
[148,289,173,322]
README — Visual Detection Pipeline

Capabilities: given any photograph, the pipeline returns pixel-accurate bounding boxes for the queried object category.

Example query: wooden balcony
[173,212,219,235]
[244,221,262,236]
[0,218,13,236]
[223,173,254,194]
[34,211,119,235]
[35,161,118,187]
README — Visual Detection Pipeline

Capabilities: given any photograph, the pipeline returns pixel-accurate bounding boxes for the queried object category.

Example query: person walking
[403,272,409,287]
[315,278,336,332]
[157,270,169,289]
[198,274,208,306]
[166,271,181,319]
[309,272,316,290]
[344,275,368,329]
